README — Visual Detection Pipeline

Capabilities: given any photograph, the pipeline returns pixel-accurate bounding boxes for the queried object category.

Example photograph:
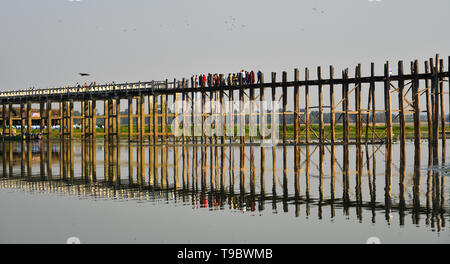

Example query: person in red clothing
[203,74,207,87]
[250,70,255,84]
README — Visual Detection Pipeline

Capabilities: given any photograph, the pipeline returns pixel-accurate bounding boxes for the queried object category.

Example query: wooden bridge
[1,54,449,150]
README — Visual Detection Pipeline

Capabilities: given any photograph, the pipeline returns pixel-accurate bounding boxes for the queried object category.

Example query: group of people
[191,70,263,88]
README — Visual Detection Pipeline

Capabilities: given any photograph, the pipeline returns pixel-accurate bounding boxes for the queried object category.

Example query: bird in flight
[79,73,90,76]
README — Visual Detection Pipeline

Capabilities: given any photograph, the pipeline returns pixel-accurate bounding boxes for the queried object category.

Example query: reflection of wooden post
[319,145,324,201]
[294,145,300,197]
[413,139,421,224]
[47,140,52,179]
[128,142,134,185]
[104,139,109,181]
[305,145,310,198]
[27,141,32,177]
[330,145,336,200]
[385,144,392,222]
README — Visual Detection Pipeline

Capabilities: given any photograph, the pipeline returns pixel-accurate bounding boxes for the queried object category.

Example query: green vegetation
[2,124,449,140]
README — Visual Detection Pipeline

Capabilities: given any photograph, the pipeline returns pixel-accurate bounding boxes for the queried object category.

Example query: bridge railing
[0,80,171,99]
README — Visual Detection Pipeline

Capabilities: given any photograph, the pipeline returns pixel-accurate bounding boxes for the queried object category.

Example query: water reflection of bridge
[0,139,447,230]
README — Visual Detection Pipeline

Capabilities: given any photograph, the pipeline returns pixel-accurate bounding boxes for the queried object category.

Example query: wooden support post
[370,63,376,142]
[163,79,168,143]
[81,101,86,138]
[318,67,324,143]
[239,74,245,144]
[355,64,362,144]
[128,97,133,140]
[282,71,287,144]
[116,99,121,139]
[47,102,52,138]
[138,95,144,142]
[39,102,44,135]
[343,69,349,143]
[271,72,277,144]
[412,60,421,144]
[329,66,335,143]
[149,95,154,142]
[8,103,12,137]
[26,102,32,140]
[294,69,300,144]
[59,102,63,139]
[105,100,109,138]
[425,61,433,141]
[305,68,310,143]
[1,104,5,137]
[220,78,226,144]
[250,76,255,143]
[431,57,439,162]
[228,77,234,143]
[439,59,446,146]
[398,61,406,144]
[69,100,74,139]
[153,94,158,143]
[91,100,97,138]
[384,62,393,143]
[20,103,25,139]
[192,78,197,144]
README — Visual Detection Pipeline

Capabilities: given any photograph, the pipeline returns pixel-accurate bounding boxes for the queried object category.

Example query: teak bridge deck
[1,55,449,150]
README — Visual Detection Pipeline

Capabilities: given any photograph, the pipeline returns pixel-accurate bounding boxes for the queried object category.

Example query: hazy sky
[1,0,449,91]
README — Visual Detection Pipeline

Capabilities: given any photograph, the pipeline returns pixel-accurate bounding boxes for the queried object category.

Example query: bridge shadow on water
[0,139,448,232]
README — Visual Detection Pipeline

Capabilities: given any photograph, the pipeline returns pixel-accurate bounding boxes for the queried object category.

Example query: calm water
[0,139,448,243]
